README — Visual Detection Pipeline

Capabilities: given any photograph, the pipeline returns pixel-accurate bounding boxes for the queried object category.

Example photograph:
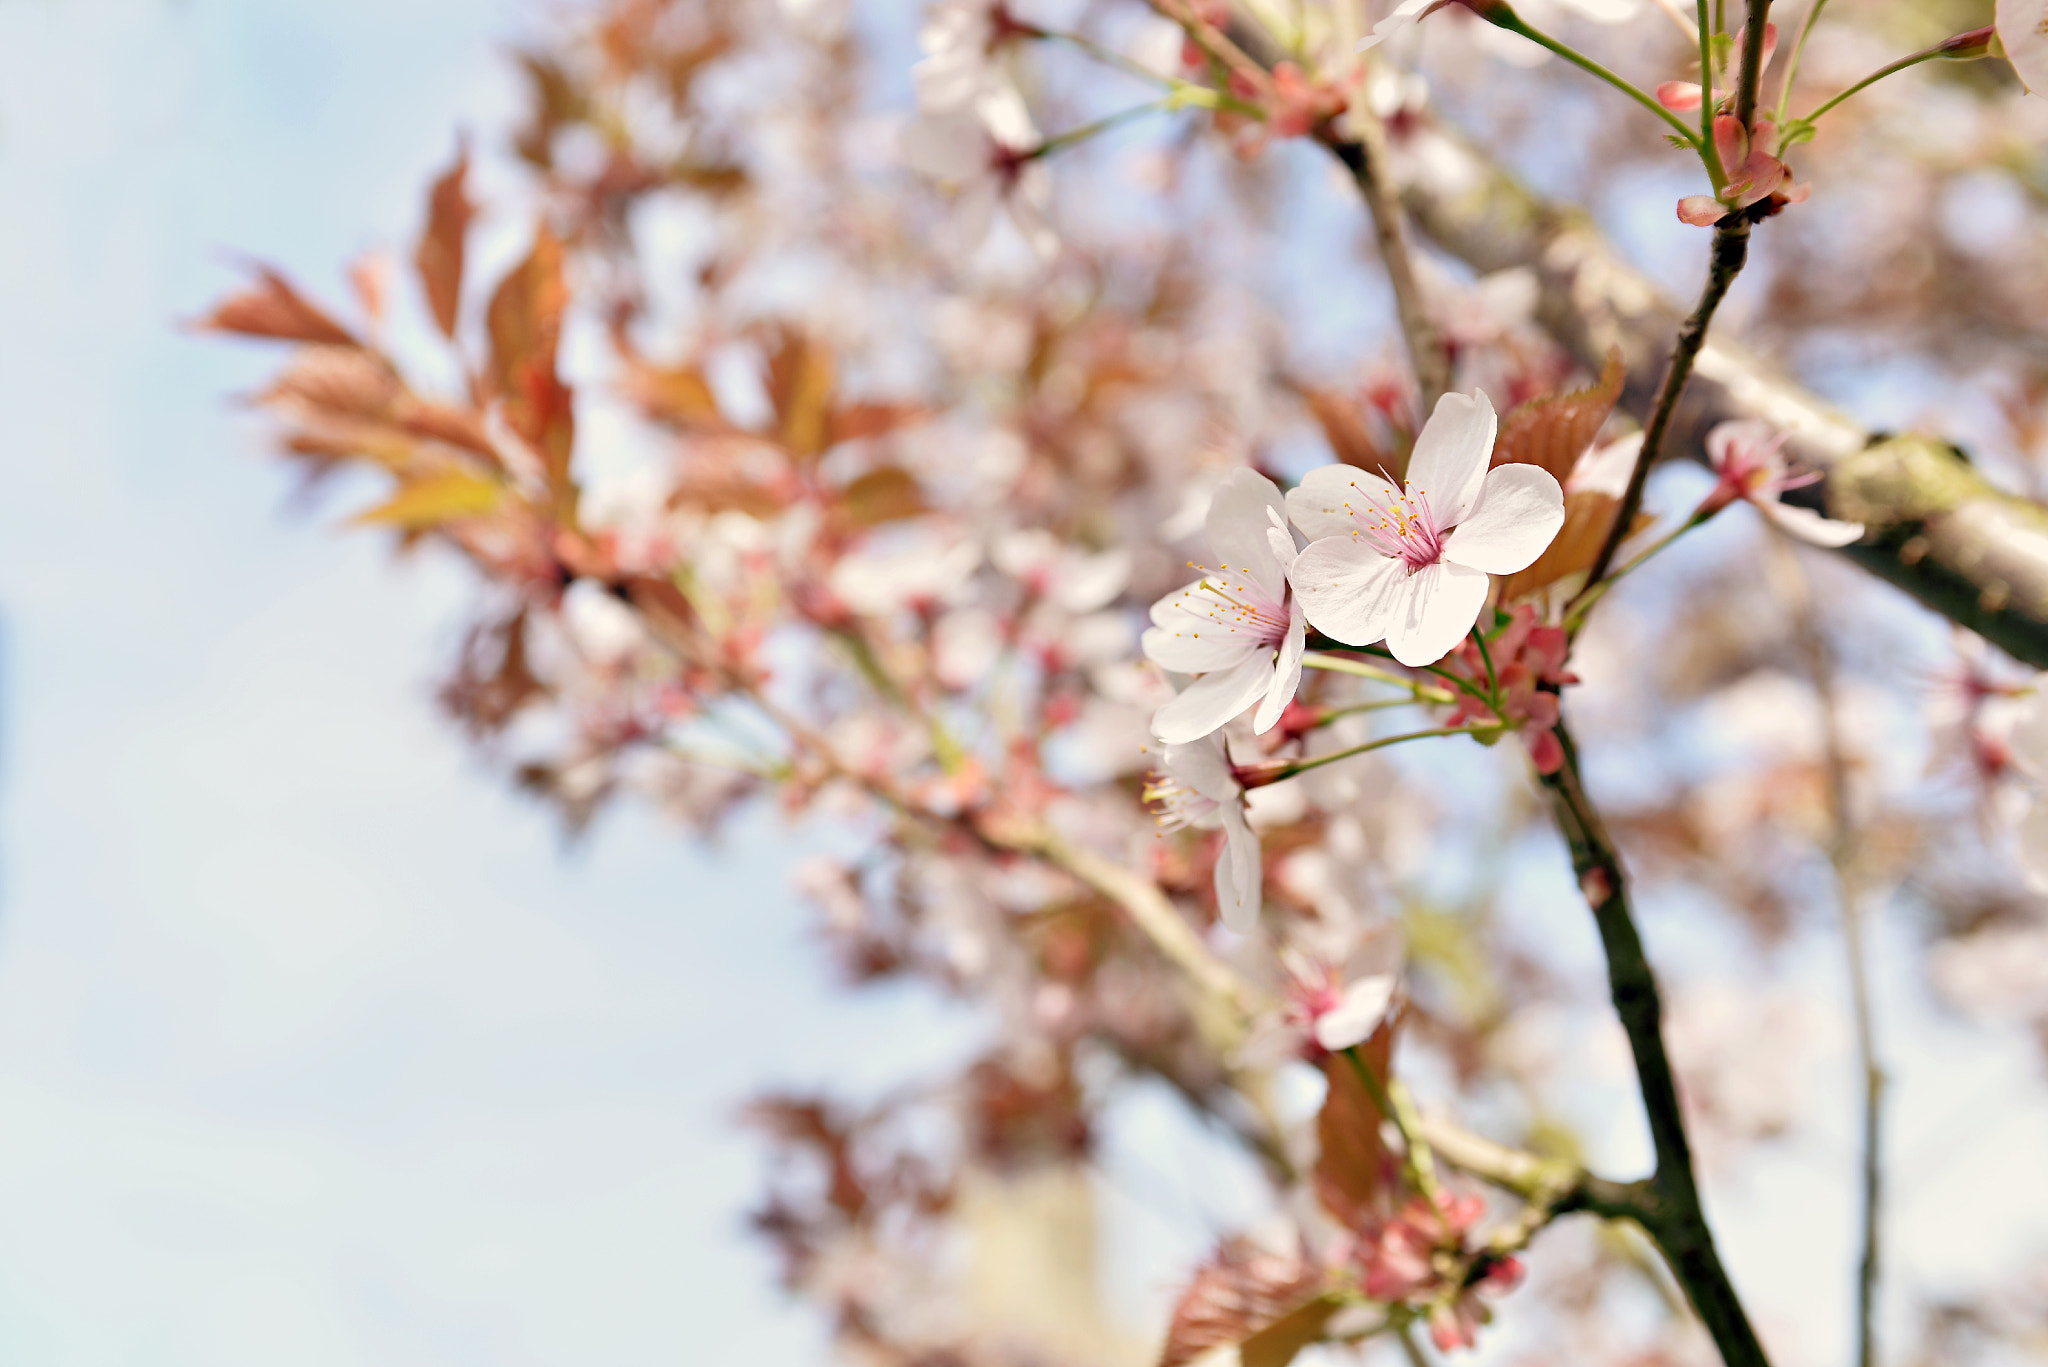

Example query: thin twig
[1777,536,1884,1367]
[1537,722,1773,1367]
[1319,108,1454,407]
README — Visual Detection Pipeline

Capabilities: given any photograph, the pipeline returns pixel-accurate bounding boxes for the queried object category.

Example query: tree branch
[1537,722,1772,1367]
[1321,118,1454,408]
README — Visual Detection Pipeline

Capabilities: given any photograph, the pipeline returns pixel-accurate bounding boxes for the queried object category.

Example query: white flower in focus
[1286,391,1565,667]
[1142,469,1308,743]
[1998,0,2048,95]
[902,84,1057,261]
[2009,686,2048,891]
[1700,420,1865,547]
[1144,733,1262,932]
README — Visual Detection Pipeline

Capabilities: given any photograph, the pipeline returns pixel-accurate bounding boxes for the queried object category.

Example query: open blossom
[1696,419,1865,546]
[1999,0,2048,94]
[2010,686,2048,892]
[1143,470,1307,744]
[1287,390,1565,667]
[913,0,1038,113]
[1144,733,1261,931]
[902,83,1057,259]
[1677,114,1809,226]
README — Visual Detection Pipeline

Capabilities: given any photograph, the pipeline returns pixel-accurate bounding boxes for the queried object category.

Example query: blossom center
[1141,772,1221,830]
[1173,565,1290,646]
[1352,486,1446,572]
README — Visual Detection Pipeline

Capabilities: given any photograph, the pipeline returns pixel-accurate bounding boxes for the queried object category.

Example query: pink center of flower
[1173,565,1290,645]
[1352,486,1446,572]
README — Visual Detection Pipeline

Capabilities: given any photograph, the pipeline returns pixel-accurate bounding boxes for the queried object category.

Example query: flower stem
[1564,511,1708,629]
[1697,1,1724,187]
[1302,651,1458,704]
[1772,0,1830,128]
[1486,10,1701,149]
[1256,724,1499,781]
[1469,625,1500,706]
[1793,46,1947,132]
[1032,97,1183,158]
[1342,1043,1440,1200]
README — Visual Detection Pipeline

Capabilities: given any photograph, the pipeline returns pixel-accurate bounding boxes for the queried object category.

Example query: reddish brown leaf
[1302,387,1402,485]
[395,398,501,463]
[826,402,926,448]
[259,345,401,421]
[440,608,549,736]
[1313,1019,1397,1235]
[1161,1238,1333,1367]
[195,266,357,346]
[838,466,926,528]
[486,226,577,503]
[1490,346,1626,483]
[1498,492,1654,602]
[765,329,835,461]
[623,359,728,432]
[416,137,474,340]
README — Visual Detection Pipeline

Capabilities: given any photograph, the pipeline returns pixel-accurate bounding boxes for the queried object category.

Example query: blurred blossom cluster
[201,0,2048,1362]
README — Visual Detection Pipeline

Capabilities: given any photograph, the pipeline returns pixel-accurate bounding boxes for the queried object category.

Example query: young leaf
[1161,1238,1335,1367]
[1313,1018,1398,1235]
[194,266,358,346]
[416,136,474,340]
[1490,346,1626,483]
[352,470,505,529]
[486,226,577,505]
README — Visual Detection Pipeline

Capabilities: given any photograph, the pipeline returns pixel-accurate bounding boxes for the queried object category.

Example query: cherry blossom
[2009,685,2048,891]
[1143,733,1262,931]
[1696,419,1865,546]
[1143,470,1307,743]
[1356,0,1450,51]
[913,1,1038,114]
[901,83,1057,259]
[1442,603,1577,773]
[1286,390,1565,667]
[1998,0,2048,95]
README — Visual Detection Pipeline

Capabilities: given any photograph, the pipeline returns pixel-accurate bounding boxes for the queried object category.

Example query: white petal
[2000,0,2048,94]
[1152,653,1275,744]
[2019,798,2048,893]
[1144,586,1265,673]
[1704,418,1780,477]
[901,110,987,181]
[2012,691,2048,779]
[1286,464,1400,542]
[1760,498,1865,548]
[1442,463,1566,573]
[1384,560,1490,667]
[1252,603,1308,734]
[1355,0,1438,49]
[1206,469,1292,601]
[1569,431,1641,498]
[1166,733,1241,803]
[1216,803,1263,933]
[1313,974,1397,1052]
[1289,537,1410,646]
[1404,390,1496,527]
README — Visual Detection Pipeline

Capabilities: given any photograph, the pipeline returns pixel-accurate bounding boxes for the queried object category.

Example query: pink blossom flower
[901,84,1057,259]
[1443,604,1577,773]
[1677,114,1809,227]
[1242,921,1405,1061]
[1999,0,2048,95]
[1286,390,1565,667]
[1143,470,1308,743]
[1143,733,1262,931]
[1696,419,1865,546]
[2009,686,2048,892]
[1355,0,1451,51]
[913,0,1040,113]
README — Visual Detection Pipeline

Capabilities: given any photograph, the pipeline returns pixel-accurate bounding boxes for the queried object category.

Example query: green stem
[1698,1,1724,187]
[1031,98,1181,157]
[1469,625,1500,706]
[1038,28,1177,89]
[1258,724,1499,781]
[1488,11,1701,148]
[1772,0,1830,127]
[1564,511,1708,630]
[1343,1045,1440,1201]
[1795,46,1944,131]
[1301,652,1458,704]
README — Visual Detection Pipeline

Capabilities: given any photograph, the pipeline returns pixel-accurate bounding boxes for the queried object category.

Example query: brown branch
[1414,1112,1649,1223]
[1537,722,1771,1367]
[1321,117,1454,409]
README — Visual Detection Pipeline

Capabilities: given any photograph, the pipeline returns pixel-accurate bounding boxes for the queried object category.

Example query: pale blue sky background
[0,2,2045,1364]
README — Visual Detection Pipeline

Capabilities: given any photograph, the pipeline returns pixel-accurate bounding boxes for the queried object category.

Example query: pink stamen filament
[1352,486,1445,572]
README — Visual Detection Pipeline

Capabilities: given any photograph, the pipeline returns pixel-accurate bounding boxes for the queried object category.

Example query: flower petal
[1289,537,1409,646]
[1405,390,1497,527]
[1166,733,1241,804]
[1384,560,1490,667]
[1286,464,1400,542]
[1206,468,1292,601]
[1153,652,1275,744]
[2020,797,2048,894]
[1252,601,1308,734]
[1144,584,1264,673]
[1313,973,1397,1052]
[1442,463,1566,574]
[2011,691,2048,779]
[1759,498,1866,547]
[1677,195,1726,227]
[1216,803,1263,933]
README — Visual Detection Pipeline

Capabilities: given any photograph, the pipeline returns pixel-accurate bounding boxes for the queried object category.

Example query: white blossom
[1144,733,1262,931]
[2010,685,2048,892]
[1286,390,1564,667]
[1143,470,1307,743]
[1702,420,1865,547]
[1999,0,2048,96]
[902,84,1057,260]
